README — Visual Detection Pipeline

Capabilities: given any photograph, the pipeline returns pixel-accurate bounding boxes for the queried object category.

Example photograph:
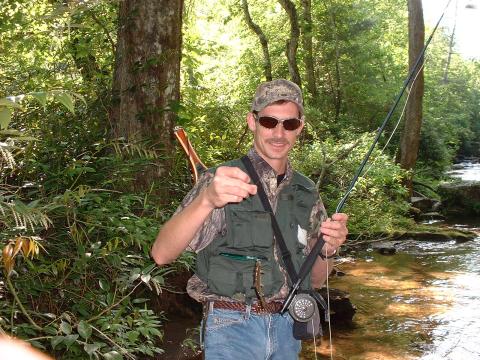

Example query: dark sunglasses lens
[258,116,279,129]
[258,116,301,130]
[283,118,301,130]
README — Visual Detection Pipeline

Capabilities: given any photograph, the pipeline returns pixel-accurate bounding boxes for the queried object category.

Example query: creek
[302,161,480,360]
[302,226,480,360]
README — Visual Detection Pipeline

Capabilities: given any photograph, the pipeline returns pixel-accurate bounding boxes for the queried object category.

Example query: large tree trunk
[301,0,317,99]
[110,0,183,192]
[397,0,424,194]
[242,0,272,81]
[278,0,302,87]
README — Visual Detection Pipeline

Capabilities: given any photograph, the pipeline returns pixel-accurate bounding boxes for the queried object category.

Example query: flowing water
[446,161,480,181]
[302,162,480,360]
[301,231,480,360]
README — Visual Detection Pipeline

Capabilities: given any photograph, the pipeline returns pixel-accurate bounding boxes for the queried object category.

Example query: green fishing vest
[195,158,318,302]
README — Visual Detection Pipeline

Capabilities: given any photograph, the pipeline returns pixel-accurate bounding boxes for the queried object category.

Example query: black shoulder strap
[240,156,299,284]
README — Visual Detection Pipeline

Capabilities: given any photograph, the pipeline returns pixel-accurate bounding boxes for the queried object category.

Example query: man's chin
[265,149,288,159]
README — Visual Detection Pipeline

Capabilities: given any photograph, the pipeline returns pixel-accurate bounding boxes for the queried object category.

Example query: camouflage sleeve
[305,194,328,255]
[173,171,225,253]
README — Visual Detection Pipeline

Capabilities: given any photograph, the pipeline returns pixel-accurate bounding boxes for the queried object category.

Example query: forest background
[0,0,479,359]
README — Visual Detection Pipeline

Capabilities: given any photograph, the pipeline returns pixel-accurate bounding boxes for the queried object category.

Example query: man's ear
[247,112,256,131]
[296,119,305,135]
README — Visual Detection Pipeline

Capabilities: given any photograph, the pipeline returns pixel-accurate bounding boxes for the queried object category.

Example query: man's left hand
[319,213,348,258]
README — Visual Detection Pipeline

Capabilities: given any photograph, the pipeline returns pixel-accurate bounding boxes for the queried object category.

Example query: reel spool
[288,293,317,322]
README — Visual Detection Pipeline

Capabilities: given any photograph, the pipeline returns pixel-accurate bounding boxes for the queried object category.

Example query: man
[152,79,348,359]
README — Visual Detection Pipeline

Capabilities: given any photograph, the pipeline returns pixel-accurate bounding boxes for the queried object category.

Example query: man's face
[247,101,304,173]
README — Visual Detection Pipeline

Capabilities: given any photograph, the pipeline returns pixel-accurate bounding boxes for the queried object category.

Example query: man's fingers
[215,166,257,194]
[331,212,348,222]
[320,227,343,237]
[222,183,255,199]
[216,166,250,182]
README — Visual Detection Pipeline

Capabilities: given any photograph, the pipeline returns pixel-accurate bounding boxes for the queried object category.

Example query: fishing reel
[288,293,317,322]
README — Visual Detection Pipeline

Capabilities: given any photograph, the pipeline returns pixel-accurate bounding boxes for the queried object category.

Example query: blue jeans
[202,307,301,360]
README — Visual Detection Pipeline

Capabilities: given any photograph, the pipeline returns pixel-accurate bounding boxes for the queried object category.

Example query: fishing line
[362,56,428,179]
[312,317,318,360]
[313,2,453,359]
[319,54,428,360]
[335,0,453,214]
[325,259,333,359]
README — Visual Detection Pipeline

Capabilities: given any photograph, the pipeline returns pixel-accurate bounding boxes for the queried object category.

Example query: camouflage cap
[251,79,304,117]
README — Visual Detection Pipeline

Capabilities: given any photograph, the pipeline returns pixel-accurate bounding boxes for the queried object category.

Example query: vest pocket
[230,209,273,249]
[207,256,241,297]
[206,255,277,298]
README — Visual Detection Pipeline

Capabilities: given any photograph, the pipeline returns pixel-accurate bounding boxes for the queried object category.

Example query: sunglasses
[254,114,303,131]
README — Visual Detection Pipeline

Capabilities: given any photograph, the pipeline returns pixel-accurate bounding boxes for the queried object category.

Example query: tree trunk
[328,9,342,122]
[110,0,183,192]
[443,0,458,83]
[278,0,302,87]
[242,0,272,81]
[301,0,317,99]
[397,0,425,194]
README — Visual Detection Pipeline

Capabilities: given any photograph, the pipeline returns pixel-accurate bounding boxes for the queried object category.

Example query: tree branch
[301,0,317,98]
[278,0,302,86]
[6,277,42,331]
[242,0,272,81]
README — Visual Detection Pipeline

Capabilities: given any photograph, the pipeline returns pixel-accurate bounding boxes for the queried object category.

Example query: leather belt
[212,300,283,314]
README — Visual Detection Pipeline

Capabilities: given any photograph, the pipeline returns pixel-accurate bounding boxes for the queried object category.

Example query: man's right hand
[203,166,257,209]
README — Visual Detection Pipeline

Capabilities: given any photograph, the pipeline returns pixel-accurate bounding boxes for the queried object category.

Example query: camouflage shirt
[175,148,328,303]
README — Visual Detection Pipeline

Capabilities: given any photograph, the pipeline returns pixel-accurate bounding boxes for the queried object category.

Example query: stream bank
[301,223,480,360]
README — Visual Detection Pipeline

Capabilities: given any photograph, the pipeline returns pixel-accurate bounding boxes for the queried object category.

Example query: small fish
[253,259,266,309]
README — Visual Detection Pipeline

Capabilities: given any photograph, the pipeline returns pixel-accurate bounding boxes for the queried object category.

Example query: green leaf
[129,268,141,282]
[140,274,151,283]
[84,342,102,355]
[0,98,23,109]
[51,335,64,350]
[78,320,92,339]
[141,263,156,274]
[11,136,38,141]
[103,350,123,360]
[72,92,87,106]
[64,334,79,348]
[132,298,148,304]
[99,279,110,291]
[127,330,139,342]
[106,292,114,305]
[139,327,149,337]
[44,325,57,335]
[60,321,72,335]
[149,328,162,337]
[0,129,23,136]
[29,340,46,350]
[30,92,48,107]
[0,107,12,129]
[54,92,75,113]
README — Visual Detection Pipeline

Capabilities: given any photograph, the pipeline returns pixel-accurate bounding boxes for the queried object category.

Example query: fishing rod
[280,0,454,315]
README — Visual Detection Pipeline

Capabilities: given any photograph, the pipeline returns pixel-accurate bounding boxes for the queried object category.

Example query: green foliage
[0,92,174,358]
[291,132,412,235]
[0,3,183,357]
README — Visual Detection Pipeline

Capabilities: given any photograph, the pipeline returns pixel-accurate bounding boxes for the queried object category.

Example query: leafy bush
[0,93,192,358]
[291,132,412,235]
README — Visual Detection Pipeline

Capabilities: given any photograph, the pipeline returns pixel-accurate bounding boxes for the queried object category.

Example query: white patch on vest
[297,225,307,246]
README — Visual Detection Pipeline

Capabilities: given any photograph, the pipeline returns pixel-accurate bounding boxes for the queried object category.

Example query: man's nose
[272,122,286,137]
